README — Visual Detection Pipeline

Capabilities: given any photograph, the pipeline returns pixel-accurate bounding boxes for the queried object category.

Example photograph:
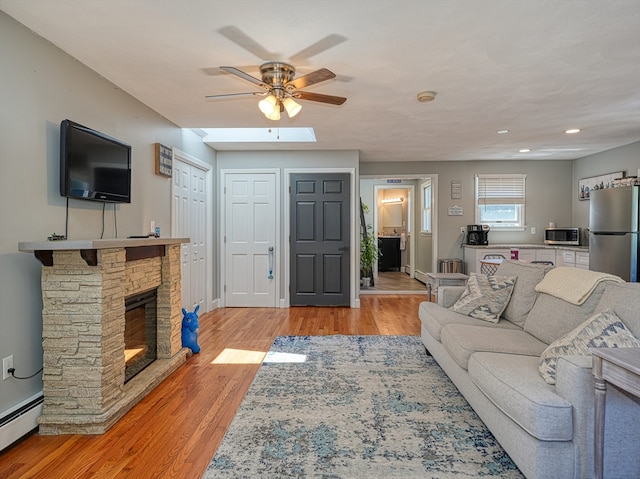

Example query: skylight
[201,127,317,143]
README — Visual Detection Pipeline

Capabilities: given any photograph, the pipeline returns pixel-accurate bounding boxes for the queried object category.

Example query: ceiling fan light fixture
[258,95,278,115]
[265,107,281,121]
[282,97,302,118]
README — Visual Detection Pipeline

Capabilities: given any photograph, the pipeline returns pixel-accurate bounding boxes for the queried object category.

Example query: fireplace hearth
[18,237,189,435]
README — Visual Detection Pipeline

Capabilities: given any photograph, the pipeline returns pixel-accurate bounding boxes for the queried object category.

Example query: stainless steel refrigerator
[589,185,639,281]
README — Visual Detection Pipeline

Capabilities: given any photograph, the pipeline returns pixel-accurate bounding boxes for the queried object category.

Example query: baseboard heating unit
[0,393,43,451]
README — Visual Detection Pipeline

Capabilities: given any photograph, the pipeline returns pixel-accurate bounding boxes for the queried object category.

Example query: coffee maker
[466,224,490,245]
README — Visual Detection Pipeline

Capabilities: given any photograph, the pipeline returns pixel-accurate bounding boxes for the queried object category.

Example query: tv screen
[60,119,132,203]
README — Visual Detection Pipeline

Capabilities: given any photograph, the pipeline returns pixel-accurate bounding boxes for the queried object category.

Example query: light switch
[531,227,537,235]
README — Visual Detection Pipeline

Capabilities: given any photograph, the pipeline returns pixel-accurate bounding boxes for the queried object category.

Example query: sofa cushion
[468,352,573,441]
[450,273,516,323]
[419,301,520,341]
[495,260,552,328]
[524,282,607,345]
[595,282,640,338]
[539,309,640,385]
[440,324,547,370]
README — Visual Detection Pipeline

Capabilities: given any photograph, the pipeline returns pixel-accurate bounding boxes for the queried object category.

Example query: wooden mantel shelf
[19,237,189,266]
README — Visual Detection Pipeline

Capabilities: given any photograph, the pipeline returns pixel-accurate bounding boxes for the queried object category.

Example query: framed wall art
[155,143,173,177]
[578,171,624,200]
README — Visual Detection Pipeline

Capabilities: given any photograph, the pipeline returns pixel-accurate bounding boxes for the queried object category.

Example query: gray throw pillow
[539,309,640,385]
[495,260,552,328]
[450,273,516,323]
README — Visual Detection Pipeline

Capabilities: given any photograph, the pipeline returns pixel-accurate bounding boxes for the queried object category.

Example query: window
[421,180,432,233]
[475,174,526,230]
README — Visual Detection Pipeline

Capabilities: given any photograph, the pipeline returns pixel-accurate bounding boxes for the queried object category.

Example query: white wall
[0,12,215,427]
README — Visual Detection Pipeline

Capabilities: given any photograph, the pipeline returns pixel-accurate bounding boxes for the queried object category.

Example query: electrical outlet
[531,227,537,235]
[460,226,466,234]
[3,355,13,380]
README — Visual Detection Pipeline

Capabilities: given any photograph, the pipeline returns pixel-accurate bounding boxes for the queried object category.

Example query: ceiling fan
[205,62,347,120]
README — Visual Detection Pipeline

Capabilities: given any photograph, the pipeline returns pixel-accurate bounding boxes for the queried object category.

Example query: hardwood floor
[0,295,424,479]
[362,271,428,294]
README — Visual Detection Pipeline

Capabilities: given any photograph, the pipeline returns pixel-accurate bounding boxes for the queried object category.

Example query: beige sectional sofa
[419,260,640,479]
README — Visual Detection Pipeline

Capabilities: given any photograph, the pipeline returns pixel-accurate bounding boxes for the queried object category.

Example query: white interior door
[224,172,277,307]
[172,151,210,312]
[173,161,192,307]
[189,166,206,310]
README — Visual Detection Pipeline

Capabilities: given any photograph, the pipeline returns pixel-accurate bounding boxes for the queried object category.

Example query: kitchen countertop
[463,244,588,252]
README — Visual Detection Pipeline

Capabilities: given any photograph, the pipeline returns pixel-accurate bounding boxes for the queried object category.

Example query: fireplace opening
[124,289,157,383]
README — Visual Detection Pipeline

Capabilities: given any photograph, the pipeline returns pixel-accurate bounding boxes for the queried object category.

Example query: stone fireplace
[19,238,188,435]
[124,288,158,382]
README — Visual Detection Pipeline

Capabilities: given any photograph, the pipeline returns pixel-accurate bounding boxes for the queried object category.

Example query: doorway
[289,173,351,306]
[171,149,212,313]
[221,170,279,307]
[360,175,438,294]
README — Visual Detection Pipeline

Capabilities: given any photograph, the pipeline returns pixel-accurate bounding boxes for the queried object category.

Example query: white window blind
[476,174,526,205]
[475,174,526,229]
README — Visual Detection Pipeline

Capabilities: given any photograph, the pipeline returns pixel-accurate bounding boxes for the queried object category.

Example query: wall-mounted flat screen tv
[60,119,132,203]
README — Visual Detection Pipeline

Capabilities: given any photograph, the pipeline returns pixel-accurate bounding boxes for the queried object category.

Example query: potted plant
[360,224,380,288]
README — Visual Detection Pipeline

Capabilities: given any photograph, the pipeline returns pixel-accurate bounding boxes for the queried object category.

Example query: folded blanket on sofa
[534,266,623,305]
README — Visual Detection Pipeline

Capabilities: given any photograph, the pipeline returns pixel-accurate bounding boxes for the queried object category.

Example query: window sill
[488,226,526,232]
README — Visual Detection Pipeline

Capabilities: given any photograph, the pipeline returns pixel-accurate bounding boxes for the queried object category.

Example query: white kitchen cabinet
[518,249,536,262]
[465,246,583,273]
[556,249,575,267]
[555,248,589,269]
[511,248,555,264]
[534,249,556,264]
[575,251,590,270]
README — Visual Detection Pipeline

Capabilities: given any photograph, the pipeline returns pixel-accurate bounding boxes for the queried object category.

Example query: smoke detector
[417,91,437,102]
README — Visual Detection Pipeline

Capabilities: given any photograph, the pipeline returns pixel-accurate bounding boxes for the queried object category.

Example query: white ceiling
[2,0,639,162]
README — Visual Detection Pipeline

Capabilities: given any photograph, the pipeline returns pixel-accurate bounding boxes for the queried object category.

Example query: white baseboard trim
[414,270,428,284]
[0,393,43,452]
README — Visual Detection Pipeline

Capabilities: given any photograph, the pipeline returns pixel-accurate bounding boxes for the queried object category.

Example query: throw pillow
[449,273,517,323]
[539,309,640,385]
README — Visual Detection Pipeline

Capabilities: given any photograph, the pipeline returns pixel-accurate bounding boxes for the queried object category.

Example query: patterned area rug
[203,335,523,478]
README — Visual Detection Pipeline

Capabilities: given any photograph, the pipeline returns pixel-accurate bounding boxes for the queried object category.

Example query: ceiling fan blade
[205,92,266,101]
[288,68,336,90]
[202,65,258,76]
[220,66,268,88]
[294,91,347,105]
[289,34,347,64]
[218,26,280,61]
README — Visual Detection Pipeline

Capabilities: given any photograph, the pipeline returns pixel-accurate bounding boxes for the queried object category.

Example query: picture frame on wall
[578,171,624,200]
[155,143,173,177]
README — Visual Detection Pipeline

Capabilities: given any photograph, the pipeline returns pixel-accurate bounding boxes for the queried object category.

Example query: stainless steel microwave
[544,227,581,245]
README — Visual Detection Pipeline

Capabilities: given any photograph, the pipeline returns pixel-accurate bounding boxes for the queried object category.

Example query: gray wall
[572,141,640,234]
[360,160,575,265]
[0,13,215,422]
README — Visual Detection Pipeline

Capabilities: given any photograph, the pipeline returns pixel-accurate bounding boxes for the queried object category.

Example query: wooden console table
[591,348,640,479]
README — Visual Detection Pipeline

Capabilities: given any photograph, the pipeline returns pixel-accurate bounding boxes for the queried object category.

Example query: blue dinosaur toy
[181,305,200,353]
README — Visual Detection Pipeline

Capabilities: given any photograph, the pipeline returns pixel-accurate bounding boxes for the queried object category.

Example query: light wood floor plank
[0,295,424,479]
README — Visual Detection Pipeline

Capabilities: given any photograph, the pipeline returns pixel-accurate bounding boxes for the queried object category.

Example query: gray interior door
[290,173,350,306]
